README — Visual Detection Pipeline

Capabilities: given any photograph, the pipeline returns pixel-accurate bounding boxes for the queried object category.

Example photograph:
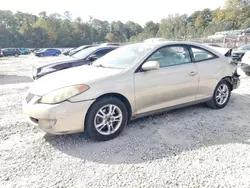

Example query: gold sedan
[23,41,240,141]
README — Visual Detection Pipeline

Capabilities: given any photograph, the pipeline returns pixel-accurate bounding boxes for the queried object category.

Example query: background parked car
[232,44,250,61]
[2,48,21,57]
[19,48,30,55]
[35,49,61,57]
[32,45,119,79]
[32,48,41,53]
[240,51,250,76]
[63,48,75,56]
[68,45,94,56]
[0,49,3,57]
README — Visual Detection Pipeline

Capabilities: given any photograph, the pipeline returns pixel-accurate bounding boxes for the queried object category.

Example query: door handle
[189,71,197,76]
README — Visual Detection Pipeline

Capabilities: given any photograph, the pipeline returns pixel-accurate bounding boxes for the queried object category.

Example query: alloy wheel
[215,84,229,105]
[94,104,123,135]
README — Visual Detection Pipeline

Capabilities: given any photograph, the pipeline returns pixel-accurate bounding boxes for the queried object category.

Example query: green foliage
[0,0,250,47]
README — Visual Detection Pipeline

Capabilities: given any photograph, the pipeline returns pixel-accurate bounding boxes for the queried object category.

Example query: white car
[241,51,250,76]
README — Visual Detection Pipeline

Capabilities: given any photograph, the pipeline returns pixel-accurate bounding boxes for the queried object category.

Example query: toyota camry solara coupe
[23,41,240,141]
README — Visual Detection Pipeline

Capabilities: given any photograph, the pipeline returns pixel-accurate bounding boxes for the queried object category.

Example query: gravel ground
[0,55,250,188]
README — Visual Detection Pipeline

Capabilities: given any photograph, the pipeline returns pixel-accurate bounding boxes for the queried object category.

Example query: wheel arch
[86,92,132,122]
[221,76,233,90]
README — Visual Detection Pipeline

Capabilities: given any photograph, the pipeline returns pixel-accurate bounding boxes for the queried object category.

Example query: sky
[1,0,226,25]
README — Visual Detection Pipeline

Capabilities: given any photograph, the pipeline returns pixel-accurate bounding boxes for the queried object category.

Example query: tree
[157,14,187,39]
[241,18,250,29]
[1,1,250,48]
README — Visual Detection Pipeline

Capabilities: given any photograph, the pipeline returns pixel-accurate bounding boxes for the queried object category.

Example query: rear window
[191,47,217,62]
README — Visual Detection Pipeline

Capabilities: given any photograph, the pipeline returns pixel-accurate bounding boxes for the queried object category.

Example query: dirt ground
[0,55,250,188]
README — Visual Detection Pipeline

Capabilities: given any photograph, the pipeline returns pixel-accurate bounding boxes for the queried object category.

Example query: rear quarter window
[191,47,217,62]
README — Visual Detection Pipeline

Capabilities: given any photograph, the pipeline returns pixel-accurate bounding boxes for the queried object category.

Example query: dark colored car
[35,49,61,57]
[32,45,119,80]
[0,49,3,57]
[2,48,21,57]
[63,48,76,56]
[232,44,250,61]
[68,45,94,56]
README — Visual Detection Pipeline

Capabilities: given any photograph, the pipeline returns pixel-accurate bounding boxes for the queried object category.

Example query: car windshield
[71,46,97,59]
[92,43,154,69]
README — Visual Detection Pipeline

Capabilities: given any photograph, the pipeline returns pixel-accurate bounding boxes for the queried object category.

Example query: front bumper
[23,95,94,134]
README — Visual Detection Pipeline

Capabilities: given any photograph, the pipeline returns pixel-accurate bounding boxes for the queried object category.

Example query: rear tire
[206,80,231,109]
[245,72,250,76]
[14,53,19,57]
[85,97,128,141]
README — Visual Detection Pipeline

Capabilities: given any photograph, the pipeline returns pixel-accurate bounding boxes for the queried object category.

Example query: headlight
[39,67,57,75]
[39,85,89,104]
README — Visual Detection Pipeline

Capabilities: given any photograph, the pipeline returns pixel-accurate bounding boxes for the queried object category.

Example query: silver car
[23,41,240,141]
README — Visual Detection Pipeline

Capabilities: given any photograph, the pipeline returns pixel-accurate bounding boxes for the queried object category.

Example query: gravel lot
[1,55,250,188]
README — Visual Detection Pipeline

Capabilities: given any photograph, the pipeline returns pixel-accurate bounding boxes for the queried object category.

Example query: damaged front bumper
[232,70,240,90]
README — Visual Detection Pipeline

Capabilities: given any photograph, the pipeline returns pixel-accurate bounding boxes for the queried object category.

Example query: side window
[191,47,216,62]
[147,46,191,68]
[93,49,114,58]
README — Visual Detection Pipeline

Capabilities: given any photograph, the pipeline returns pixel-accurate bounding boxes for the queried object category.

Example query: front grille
[26,93,35,103]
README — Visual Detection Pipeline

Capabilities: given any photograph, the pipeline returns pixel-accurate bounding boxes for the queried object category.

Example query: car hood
[29,65,122,96]
[35,56,77,68]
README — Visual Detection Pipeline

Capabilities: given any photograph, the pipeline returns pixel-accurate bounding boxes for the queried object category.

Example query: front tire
[245,72,250,76]
[85,97,128,141]
[206,80,231,109]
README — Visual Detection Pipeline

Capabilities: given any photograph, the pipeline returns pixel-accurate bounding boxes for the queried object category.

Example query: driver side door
[134,45,199,115]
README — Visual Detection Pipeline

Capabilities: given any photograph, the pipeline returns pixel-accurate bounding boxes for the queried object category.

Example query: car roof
[138,41,230,57]
[143,40,209,47]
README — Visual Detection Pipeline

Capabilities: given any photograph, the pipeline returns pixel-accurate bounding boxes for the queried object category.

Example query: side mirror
[142,61,160,71]
[88,54,98,61]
